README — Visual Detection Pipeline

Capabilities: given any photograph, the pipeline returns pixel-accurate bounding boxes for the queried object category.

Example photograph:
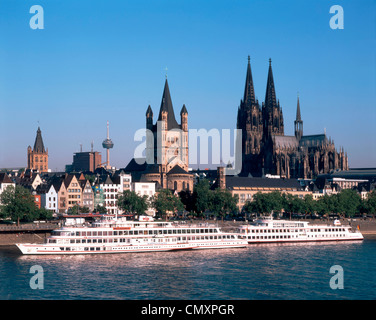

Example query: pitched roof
[33,127,46,153]
[299,134,327,147]
[157,79,180,130]
[0,173,13,184]
[272,135,299,149]
[124,158,148,173]
[167,165,188,175]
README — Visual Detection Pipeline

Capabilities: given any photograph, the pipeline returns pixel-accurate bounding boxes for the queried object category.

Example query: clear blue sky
[0,0,375,171]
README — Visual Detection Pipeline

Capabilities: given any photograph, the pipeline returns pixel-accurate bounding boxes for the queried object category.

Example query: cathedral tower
[236,56,263,176]
[262,58,284,142]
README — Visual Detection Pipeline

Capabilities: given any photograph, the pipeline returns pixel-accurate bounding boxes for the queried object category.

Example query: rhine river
[1,239,375,300]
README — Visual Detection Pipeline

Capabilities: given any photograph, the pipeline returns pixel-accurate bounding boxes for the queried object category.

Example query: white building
[99,175,120,215]
[132,182,156,216]
[0,173,15,202]
[40,184,58,212]
[113,170,132,193]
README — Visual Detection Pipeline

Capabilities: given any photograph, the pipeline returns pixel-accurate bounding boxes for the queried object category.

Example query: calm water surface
[1,239,375,300]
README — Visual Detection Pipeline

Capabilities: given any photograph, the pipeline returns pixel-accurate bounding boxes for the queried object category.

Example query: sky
[0,0,375,171]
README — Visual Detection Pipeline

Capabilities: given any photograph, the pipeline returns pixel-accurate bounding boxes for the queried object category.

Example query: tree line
[243,189,376,218]
[1,182,375,224]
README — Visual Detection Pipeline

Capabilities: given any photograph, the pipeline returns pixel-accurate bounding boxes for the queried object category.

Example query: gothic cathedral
[237,57,348,179]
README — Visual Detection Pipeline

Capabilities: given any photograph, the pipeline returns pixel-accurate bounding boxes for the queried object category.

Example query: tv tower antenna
[102,120,114,170]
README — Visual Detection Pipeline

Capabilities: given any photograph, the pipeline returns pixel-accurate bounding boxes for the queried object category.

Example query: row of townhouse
[4,169,156,215]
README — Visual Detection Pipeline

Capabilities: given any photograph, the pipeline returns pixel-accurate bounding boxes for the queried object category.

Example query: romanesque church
[237,57,348,179]
[125,78,194,192]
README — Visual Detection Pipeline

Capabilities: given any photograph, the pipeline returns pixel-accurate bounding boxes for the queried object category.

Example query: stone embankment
[0,223,57,246]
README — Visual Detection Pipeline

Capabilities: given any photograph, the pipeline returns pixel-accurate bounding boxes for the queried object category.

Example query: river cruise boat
[237,216,363,243]
[16,215,247,255]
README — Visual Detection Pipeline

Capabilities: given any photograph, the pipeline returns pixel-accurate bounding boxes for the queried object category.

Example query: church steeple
[157,78,179,130]
[28,126,48,172]
[243,55,256,106]
[294,94,303,140]
[33,127,46,153]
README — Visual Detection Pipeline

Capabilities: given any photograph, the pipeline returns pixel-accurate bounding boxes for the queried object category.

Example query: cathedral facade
[237,57,348,179]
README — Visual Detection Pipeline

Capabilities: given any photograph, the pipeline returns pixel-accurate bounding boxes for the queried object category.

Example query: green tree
[193,179,211,215]
[209,188,238,219]
[94,204,108,214]
[118,190,148,215]
[68,205,90,215]
[282,194,305,217]
[0,185,39,226]
[336,189,361,218]
[302,194,316,217]
[38,207,53,220]
[366,191,376,216]
[152,189,184,220]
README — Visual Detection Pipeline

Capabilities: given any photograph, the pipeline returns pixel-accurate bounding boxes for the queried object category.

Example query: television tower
[102,120,114,170]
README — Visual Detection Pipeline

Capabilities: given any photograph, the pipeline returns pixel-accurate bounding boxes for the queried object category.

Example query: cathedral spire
[265,58,277,109]
[294,94,303,140]
[243,55,256,105]
[296,93,301,121]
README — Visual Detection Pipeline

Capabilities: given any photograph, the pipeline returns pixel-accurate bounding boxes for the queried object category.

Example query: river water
[1,239,375,300]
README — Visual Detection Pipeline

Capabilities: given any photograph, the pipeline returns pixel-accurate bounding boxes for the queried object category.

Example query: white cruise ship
[16,215,247,255]
[237,216,363,243]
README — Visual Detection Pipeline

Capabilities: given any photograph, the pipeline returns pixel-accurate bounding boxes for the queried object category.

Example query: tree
[209,188,238,219]
[94,204,108,214]
[68,205,90,215]
[336,189,361,218]
[0,185,39,226]
[152,189,184,220]
[366,191,376,217]
[193,179,211,215]
[118,190,148,215]
[303,194,316,217]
